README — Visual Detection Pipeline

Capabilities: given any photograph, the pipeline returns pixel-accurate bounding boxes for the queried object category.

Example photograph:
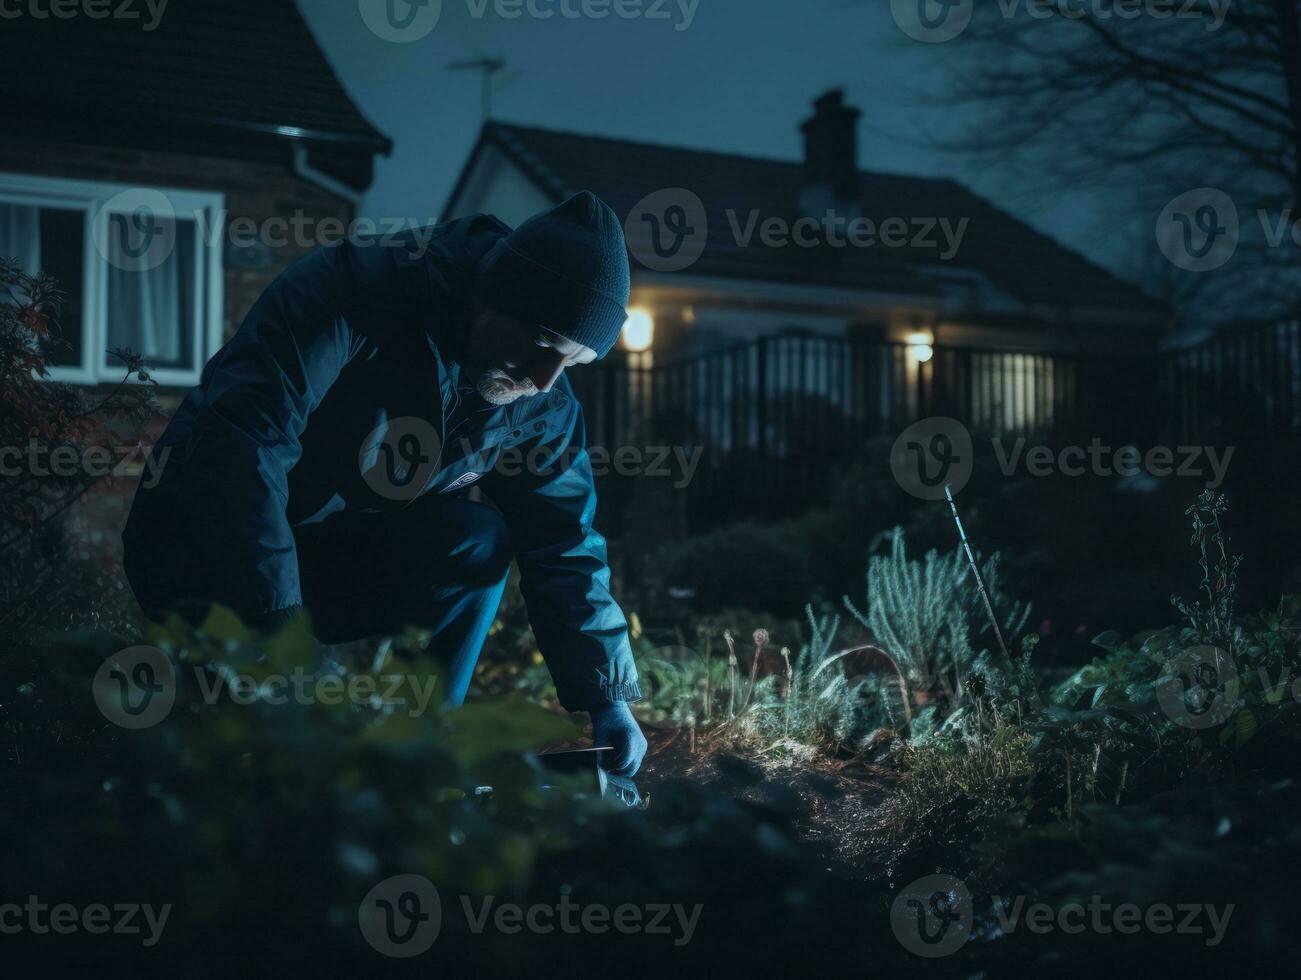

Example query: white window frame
[0,172,224,387]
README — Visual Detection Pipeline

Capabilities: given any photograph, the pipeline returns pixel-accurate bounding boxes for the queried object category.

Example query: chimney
[799,89,862,217]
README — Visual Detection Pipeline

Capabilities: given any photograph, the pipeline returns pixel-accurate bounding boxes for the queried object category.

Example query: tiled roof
[3,0,389,184]
[454,122,1163,316]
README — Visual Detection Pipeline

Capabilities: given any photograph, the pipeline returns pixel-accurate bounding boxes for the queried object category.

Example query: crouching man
[122,191,647,776]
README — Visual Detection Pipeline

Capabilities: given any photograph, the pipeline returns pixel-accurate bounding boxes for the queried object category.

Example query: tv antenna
[448,57,507,122]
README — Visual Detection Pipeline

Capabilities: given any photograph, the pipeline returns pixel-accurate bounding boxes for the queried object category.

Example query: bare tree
[915,0,1301,327]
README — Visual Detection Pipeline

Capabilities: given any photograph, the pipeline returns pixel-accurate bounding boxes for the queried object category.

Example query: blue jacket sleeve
[134,245,358,620]
[481,398,643,712]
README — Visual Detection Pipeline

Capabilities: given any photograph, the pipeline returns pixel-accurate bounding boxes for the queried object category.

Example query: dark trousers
[294,495,512,707]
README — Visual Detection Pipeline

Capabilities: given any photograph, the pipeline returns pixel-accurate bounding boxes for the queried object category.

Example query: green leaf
[145,613,194,650]
[359,710,430,745]
[265,614,317,674]
[199,604,250,645]
[1227,709,1258,749]
[1091,630,1124,652]
[443,697,579,766]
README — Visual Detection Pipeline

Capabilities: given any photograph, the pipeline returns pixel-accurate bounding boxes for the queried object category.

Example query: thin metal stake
[944,483,1010,659]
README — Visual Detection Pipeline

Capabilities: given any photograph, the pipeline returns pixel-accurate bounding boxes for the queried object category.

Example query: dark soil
[635,725,900,876]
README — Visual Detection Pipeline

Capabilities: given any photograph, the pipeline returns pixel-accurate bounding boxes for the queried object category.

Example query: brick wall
[0,137,356,345]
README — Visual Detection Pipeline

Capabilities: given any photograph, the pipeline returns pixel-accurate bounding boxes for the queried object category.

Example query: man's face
[464,306,597,406]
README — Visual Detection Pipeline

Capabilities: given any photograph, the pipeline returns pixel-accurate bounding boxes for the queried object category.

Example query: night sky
[298,0,1122,276]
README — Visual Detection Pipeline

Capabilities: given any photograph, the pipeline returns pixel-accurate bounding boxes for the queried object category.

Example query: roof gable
[450,121,1162,317]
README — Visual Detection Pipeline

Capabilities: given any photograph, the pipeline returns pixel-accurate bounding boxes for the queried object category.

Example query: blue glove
[589,702,647,777]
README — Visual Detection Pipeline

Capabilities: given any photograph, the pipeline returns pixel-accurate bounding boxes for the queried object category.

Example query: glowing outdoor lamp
[622,308,655,353]
[906,330,934,364]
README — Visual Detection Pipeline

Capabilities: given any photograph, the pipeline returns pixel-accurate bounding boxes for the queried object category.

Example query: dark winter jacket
[121,214,641,711]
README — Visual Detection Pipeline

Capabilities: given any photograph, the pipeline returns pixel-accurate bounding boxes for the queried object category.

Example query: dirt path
[637,726,900,876]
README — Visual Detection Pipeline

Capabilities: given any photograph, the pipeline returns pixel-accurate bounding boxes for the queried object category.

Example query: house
[1,0,390,573]
[445,91,1171,437]
[0,0,390,390]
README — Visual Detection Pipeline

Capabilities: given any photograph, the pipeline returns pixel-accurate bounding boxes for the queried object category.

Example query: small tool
[536,746,645,808]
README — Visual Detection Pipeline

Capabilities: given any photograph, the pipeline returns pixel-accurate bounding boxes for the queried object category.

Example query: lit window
[0,173,224,385]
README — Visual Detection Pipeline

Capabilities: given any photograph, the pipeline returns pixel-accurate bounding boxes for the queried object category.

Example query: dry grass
[875,721,1036,853]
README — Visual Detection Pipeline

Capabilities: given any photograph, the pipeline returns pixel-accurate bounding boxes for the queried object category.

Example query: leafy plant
[843,527,1029,716]
[644,520,815,618]
[0,257,157,643]
[738,609,896,755]
[1171,488,1243,650]
[3,613,917,974]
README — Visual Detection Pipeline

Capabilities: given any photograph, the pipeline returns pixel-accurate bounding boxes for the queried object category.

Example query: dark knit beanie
[474,191,631,358]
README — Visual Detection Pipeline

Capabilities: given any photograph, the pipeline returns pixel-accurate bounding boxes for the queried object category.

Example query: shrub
[2,614,909,973]
[0,258,156,643]
[843,526,1029,714]
[645,520,814,618]
[647,526,1035,759]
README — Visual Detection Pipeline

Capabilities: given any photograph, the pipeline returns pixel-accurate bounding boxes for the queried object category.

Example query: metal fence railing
[569,322,1299,529]
[1158,317,1301,443]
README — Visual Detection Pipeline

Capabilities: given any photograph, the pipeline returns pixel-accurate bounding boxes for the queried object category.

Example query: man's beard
[476,368,538,406]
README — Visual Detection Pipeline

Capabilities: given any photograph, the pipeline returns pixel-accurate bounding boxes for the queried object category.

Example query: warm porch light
[906,330,934,364]
[623,308,654,352]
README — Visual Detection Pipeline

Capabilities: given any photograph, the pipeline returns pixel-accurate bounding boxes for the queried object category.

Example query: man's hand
[589,702,647,777]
